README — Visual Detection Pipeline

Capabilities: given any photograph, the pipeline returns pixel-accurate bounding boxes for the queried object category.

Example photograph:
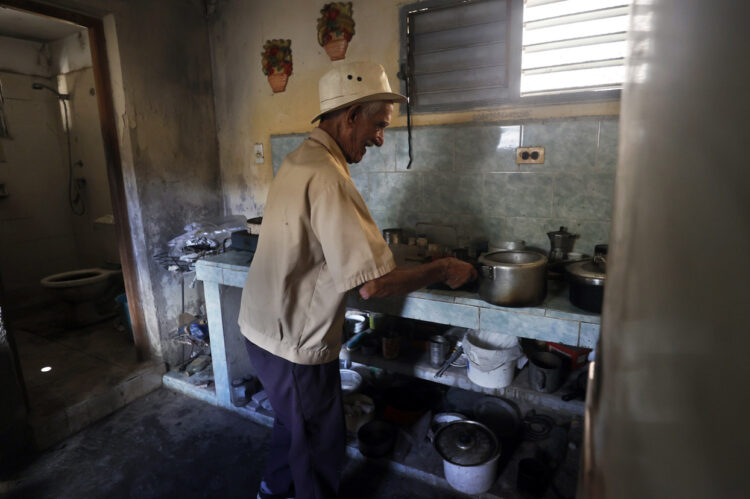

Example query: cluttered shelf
[346,347,585,416]
[196,250,601,349]
[163,357,584,499]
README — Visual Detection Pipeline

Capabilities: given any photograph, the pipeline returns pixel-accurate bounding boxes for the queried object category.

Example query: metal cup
[429,335,449,367]
[529,352,564,393]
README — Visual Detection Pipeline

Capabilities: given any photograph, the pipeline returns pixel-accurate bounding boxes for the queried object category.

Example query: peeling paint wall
[0,35,51,76]
[208,0,620,218]
[40,0,223,365]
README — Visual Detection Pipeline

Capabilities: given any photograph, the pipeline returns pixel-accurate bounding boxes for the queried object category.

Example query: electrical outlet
[516,146,545,164]
[254,143,264,164]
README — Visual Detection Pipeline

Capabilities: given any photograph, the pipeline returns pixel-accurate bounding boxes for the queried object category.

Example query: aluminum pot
[434,420,500,494]
[478,250,548,307]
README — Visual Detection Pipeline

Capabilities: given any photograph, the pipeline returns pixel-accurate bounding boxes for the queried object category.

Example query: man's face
[345,102,393,164]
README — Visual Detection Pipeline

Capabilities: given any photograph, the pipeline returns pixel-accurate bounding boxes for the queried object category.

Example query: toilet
[40,267,124,328]
[41,267,122,304]
[40,216,125,327]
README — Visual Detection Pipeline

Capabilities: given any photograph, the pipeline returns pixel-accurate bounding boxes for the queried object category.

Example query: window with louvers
[400,0,630,112]
[403,0,513,112]
[521,0,632,96]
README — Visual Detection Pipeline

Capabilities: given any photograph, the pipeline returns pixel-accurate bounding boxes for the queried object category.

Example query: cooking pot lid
[434,420,498,466]
[547,226,577,240]
[566,260,605,285]
[478,250,546,267]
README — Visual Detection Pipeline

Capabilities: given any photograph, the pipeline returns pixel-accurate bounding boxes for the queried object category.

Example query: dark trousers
[245,340,346,499]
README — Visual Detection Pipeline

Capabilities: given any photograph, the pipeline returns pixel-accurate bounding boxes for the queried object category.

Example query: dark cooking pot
[566,258,605,313]
[357,420,396,458]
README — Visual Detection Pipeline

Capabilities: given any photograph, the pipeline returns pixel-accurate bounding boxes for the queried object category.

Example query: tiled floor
[11,305,141,417]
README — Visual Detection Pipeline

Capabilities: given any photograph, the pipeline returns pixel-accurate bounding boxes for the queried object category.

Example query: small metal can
[429,335,449,367]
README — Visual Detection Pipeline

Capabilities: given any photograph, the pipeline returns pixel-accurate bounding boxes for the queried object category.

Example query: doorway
[0,1,157,450]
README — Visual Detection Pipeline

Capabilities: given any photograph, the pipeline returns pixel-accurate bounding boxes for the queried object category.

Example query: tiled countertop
[196,251,600,348]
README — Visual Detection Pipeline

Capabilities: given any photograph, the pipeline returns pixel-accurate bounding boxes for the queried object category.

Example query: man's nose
[374,131,384,147]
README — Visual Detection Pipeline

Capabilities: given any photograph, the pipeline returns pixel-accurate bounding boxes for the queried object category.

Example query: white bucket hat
[312,61,406,123]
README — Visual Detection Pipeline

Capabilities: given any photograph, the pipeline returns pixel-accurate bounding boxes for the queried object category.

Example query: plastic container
[463,330,522,389]
[340,369,362,395]
[115,293,132,336]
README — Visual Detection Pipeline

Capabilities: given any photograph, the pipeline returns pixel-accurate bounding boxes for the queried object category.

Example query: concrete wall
[0,35,51,77]
[209,0,620,222]
[50,30,92,75]
[62,66,118,268]
[14,0,224,365]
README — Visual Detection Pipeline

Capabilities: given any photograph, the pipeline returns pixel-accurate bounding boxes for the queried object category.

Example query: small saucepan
[565,258,606,313]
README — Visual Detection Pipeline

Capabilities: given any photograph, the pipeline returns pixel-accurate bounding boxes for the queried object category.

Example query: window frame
[398,0,622,115]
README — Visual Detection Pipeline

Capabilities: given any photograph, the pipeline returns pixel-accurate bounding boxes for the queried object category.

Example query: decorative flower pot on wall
[267,73,289,93]
[318,2,355,61]
[261,39,293,93]
[323,38,348,61]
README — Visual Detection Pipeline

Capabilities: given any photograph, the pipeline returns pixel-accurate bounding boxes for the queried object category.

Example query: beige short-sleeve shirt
[238,128,395,365]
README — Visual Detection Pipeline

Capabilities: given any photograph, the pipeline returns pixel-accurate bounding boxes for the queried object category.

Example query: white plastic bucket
[464,330,521,389]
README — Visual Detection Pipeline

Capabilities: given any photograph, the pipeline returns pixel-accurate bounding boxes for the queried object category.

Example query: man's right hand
[359,257,477,300]
[442,258,478,289]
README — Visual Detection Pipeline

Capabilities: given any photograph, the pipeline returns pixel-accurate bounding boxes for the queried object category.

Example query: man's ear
[345,104,362,126]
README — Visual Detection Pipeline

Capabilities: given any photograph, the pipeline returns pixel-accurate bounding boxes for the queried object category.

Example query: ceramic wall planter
[267,73,289,93]
[324,38,348,61]
[261,39,292,93]
[317,2,355,61]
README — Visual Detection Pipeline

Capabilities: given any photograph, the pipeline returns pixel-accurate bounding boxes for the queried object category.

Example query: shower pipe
[31,83,85,216]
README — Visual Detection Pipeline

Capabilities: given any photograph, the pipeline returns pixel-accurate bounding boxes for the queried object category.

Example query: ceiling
[0,5,85,43]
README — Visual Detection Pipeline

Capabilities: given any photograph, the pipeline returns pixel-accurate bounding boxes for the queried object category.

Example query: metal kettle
[546,226,578,263]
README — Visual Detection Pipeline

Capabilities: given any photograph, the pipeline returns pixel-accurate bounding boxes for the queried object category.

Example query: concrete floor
[9,306,163,449]
[2,388,469,499]
[12,309,139,416]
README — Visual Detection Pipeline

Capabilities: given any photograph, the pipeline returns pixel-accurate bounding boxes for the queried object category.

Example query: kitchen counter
[195,250,600,349]
[192,250,599,408]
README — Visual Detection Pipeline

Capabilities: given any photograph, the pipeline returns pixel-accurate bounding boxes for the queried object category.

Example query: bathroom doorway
[0,1,158,449]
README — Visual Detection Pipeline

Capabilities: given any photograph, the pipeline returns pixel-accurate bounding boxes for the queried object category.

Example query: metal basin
[478,250,547,307]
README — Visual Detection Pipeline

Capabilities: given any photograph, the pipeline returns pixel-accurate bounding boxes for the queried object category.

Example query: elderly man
[239,61,476,499]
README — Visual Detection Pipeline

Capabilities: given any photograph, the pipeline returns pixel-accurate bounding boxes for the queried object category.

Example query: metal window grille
[404,0,512,112]
[521,0,632,96]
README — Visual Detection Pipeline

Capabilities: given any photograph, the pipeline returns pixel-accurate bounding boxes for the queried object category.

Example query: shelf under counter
[345,348,585,416]
[347,280,600,349]
[195,250,599,411]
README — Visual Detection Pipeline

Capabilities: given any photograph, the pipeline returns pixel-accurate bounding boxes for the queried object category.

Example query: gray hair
[360,100,393,118]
